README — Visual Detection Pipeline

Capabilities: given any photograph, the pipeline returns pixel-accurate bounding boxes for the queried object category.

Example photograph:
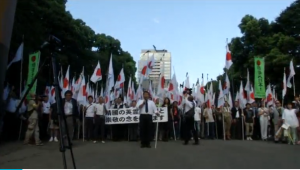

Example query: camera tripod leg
[51,52,76,169]
[61,113,76,168]
[57,117,67,168]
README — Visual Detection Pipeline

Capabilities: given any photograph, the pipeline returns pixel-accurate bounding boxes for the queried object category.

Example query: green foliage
[219,0,300,100]
[7,0,137,94]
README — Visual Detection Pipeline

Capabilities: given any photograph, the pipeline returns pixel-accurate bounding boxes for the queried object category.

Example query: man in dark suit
[231,101,244,140]
[61,90,79,143]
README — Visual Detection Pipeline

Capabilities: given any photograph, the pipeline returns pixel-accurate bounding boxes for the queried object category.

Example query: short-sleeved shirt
[85,103,96,117]
[244,109,254,123]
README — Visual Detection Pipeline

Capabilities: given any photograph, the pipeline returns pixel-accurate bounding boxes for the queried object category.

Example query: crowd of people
[1,87,300,148]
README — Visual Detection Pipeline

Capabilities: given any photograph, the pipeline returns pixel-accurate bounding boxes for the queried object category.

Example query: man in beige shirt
[203,104,215,139]
[24,94,43,146]
[222,101,232,140]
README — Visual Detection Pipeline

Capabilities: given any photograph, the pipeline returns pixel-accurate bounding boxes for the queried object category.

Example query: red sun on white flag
[226,51,231,61]
[63,78,69,88]
[96,68,101,76]
[200,87,205,94]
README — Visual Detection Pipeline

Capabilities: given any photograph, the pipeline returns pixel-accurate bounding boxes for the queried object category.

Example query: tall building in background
[137,49,171,92]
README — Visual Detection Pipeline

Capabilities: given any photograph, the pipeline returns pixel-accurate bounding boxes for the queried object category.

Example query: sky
[66,0,295,86]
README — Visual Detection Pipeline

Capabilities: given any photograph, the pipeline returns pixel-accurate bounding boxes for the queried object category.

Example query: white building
[137,49,171,92]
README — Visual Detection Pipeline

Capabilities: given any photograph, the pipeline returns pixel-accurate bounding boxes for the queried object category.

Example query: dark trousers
[94,115,105,141]
[160,121,172,141]
[216,119,224,139]
[140,114,152,146]
[128,124,138,141]
[180,116,185,139]
[231,118,244,140]
[112,124,126,141]
[269,118,274,138]
[253,117,261,140]
[183,117,198,144]
[40,114,49,140]
[85,117,94,140]
[200,118,205,138]
[206,122,215,139]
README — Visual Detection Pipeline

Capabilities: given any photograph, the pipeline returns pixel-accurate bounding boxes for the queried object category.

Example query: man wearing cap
[24,94,43,146]
[137,91,157,148]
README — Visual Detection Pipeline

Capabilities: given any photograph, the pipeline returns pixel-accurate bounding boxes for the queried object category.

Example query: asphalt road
[0,139,299,169]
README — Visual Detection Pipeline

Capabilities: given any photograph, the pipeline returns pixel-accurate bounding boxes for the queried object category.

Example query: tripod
[51,52,76,169]
[15,35,76,169]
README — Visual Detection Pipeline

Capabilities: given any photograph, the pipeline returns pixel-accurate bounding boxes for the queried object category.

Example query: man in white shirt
[137,91,157,148]
[84,96,96,141]
[182,94,199,145]
[41,95,51,140]
[93,96,106,144]
[194,104,201,138]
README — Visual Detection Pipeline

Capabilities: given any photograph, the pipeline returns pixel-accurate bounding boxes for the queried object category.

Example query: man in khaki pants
[24,94,43,146]
[244,103,254,140]
[222,101,232,140]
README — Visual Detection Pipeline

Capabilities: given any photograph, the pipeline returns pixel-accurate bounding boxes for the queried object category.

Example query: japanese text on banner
[105,107,168,124]
[254,57,266,98]
[26,51,41,99]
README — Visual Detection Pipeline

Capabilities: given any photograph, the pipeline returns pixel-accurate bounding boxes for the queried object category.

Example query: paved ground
[0,139,299,169]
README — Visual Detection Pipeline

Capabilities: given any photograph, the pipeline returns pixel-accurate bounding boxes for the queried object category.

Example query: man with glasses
[270,100,284,143]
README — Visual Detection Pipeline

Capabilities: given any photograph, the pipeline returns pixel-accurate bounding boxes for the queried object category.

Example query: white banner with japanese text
[105,107,168,125]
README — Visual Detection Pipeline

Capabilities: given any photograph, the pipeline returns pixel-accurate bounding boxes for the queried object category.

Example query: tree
[7,0,137,95]
[219,0,300,101]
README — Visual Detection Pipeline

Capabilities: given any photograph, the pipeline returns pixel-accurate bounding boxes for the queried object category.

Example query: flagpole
[20,35,24,98]
[122,64,125,97]
[282,67,285,106]
[206,74,208,91]
[293,76,295,96]
[19,57,23,97]
[18,36,24,141]
[96,82,98,99]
